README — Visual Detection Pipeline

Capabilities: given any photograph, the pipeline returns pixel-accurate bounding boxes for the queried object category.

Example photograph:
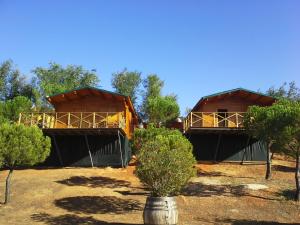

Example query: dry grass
[0,158,299,225]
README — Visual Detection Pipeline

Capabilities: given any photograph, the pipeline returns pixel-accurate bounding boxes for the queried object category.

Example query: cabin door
[217,109,228,127]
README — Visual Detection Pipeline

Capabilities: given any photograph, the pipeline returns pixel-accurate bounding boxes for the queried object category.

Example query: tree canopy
[0,60,35,102]
[111,69,142,105]
[147,95,180,125]
[0,96,32,122]
[266,81,300,101]
[32,62,100,106]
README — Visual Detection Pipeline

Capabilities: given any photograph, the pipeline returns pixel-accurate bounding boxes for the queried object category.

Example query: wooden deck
[18,112,126,131]
[184,112,245,132]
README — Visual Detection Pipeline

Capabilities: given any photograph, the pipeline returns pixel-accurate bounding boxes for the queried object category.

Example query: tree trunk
[4,168,13,204]
[265,142,272,180]
[295,148,300,201]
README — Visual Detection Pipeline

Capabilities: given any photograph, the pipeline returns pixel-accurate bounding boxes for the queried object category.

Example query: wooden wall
[195,96,269,112]
[53,95,124,112]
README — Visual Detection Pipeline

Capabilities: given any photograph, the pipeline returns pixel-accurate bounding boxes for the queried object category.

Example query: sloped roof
[192,87,276,111]
[47,86,138,119]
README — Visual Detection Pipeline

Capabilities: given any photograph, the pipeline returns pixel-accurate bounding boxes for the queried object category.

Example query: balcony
[184,112,245,132]
[18,112,126,130]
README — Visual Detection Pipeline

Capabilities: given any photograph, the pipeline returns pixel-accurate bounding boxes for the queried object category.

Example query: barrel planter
[143,196,178,225]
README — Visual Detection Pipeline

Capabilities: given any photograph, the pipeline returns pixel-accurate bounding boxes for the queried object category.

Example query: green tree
[32,62,100,106]
[0,60,35,101]
[266,81,300,101]
[136,128,196,197]
[0,96,32,122]
[244,101,290,179]
[111,69,142,105]
[0,124,51,204]
[147,95,180,125]
[272,101,300,201]
[140,74,165,121]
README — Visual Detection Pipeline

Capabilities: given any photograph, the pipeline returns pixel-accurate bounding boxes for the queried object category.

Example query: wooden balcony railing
[18,112,126,129]
[184,112,245,131]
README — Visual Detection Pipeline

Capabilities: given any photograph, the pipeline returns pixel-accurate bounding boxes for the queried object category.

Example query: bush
[136,128,196,197]
[132,125,171,154]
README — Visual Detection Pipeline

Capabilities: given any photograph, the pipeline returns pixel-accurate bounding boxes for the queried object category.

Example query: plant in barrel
[0,123,51,204]
[135,127,196,225]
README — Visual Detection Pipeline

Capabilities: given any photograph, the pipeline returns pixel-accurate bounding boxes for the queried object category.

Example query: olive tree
[274,101,300,201]
[0,124,51,204]
[244,101,290,179]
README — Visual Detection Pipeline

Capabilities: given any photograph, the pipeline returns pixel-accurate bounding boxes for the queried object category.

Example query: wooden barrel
[143,196,178,225]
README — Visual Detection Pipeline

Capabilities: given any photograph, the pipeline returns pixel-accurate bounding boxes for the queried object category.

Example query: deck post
[67,113,71,128]
[30,113,33,126]
[235,113,239,128]
[214,133,222,162]
[84,135,94,167]
[118,130,124,168]
[80,112,83,128]
[241,135,251,164]
[213,113,216,127]
[18,113,22,125]
[52,135,63,166]
[54,113,57,128]
[190,112,193,127]
[42,113,46,128]
[93,112,96,128]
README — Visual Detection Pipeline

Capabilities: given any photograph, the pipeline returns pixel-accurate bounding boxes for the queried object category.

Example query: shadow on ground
[31,213,143,225]
[55,196,142,214]
[273,165,295,173]
[182,182,277,201]
[197,169,255,179]
[276,189,297,201]
[56,176,131,188]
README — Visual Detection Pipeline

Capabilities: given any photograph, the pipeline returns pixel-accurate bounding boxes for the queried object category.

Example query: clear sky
[0,0,299,115]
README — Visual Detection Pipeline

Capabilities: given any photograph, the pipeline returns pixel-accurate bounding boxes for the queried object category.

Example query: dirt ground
[0,158,299,225]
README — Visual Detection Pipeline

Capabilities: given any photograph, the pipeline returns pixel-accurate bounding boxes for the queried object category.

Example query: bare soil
[0,158,299,225]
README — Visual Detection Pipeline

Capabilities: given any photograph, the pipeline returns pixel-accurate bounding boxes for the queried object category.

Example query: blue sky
[0,0,299,114]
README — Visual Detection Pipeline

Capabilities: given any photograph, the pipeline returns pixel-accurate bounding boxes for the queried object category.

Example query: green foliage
[111,69,142,104]
[266,81,300,101]
[143,74,164,99]
[33,62,99,106]
[0,123,51,168]
[140,74,164,120]
[147,95,180,125]
[0,96,32,122]
[244,100,292,143]
[136,128,196,197]
[132,125,172,153]
[0,60,35,101]
[273,100,300,158]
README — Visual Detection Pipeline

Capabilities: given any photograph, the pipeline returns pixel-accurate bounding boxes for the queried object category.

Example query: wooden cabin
[19,86,138,167]
[184,88,276,162]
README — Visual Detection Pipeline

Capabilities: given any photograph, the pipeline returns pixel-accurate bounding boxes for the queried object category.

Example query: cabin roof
[47,86,138,119]
[192,87,276,111]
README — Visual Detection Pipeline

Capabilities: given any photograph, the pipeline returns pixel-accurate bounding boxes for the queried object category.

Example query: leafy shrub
[136,128,196,197]
[132,124,170,154]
